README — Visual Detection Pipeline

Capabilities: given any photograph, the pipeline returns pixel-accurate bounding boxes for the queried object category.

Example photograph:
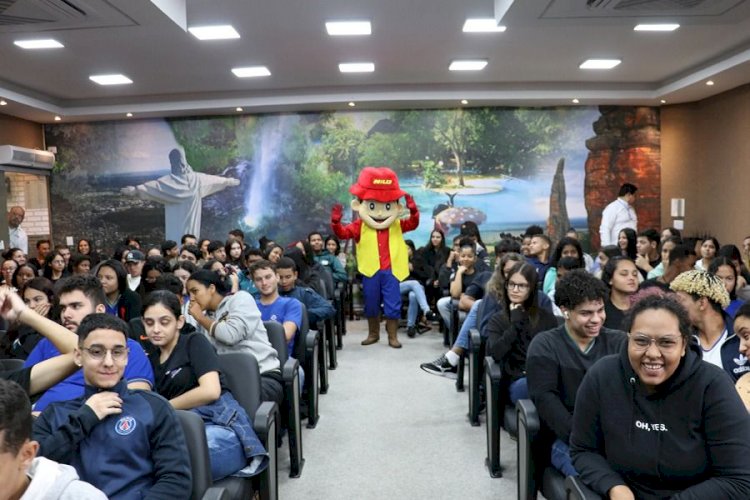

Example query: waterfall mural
[44,106,660,255]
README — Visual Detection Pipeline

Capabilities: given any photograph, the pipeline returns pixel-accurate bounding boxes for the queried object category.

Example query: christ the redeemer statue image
[121,148,240,241]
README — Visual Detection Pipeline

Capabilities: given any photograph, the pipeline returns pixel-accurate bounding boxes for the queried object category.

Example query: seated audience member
[617,228,638,260]
[142,291,267,481]
[33,314,192,499]
[96,260,142,322]
[526,269,626,477]
[225,239,245,270]
[178,244,201,264]
[548,256,584,317]
[420,230,450,309]
[695,236,720,271]
[525,234,551,286]
[70,253,93,275]
[249,260,303,354]
[645,244,697,289]
[161,240,179,266]
[660,226,681,243]
[12,264,37,291]
[228,229,246,248]
[594,245,621,280]
[275,257,334,328]
[180,233,198,250]
[9,277,55,359]
[709,256,746,318]
[42,251,69,284]
[172,260,197,304]
[325,234,348,269]
[185,270,283,408]
[124,249,146,294]
[0,379,107,499]
[76,239,99,266]
[264,244,284,264]
[436,239,479,328]
[145,246,162,259]
[421,253,527,378]
[24,275,153,411]
[207,241,226,263]
[718,244,750,297]
[486,262,557,403]
[1,258,17,287]
[198,239,211,261]
[647,235,681,280]
[563,228,595,273]
[543,237,586,295]
[734,302,750,382]
[459,221,490,267]
[3,247,26,267]
[671,270,750,382]
[122,235,141,250]
[141,257,170,296]
[243,247,263,268]
[634,228,661,279]
[202,259,240,294]
[0,288,80,396]
[29,240,51,274]
[437,235,463,290]
[570,296,750,499]
[602,257,639,330]
[400,240,435,337]
[308,232,347,284]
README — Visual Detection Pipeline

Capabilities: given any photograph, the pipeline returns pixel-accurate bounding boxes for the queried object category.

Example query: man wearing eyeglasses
[32,313,192,499]
[23,275,153,412]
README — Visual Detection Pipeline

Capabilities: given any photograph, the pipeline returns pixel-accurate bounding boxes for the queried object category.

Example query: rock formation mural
[584,106,661,249]
[547,158,570,242]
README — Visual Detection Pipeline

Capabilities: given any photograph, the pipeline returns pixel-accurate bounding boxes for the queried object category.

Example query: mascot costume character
[331,167,419,348]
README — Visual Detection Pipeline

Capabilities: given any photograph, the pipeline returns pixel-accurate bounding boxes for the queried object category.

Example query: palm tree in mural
[433,109,480,187]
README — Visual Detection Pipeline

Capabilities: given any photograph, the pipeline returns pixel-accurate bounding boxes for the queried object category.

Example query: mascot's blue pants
[362,270,402,319]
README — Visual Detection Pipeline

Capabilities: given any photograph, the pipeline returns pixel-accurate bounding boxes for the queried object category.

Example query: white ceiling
[0,0,749,123]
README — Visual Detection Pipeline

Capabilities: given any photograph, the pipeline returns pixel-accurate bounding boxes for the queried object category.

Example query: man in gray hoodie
[0,379,106,500]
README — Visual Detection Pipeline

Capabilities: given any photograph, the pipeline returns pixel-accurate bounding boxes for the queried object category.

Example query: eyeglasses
[506,281,530,291]
[81,346,129,361]
[628,333,681,352]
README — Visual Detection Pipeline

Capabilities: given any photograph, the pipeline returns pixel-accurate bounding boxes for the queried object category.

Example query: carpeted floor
[278,319,518,499]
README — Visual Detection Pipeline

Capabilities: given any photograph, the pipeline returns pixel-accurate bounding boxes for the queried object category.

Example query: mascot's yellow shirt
[356,222,409,281]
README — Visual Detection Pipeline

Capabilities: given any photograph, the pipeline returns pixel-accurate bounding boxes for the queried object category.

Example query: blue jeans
[508,377,528,404]
[362,270,401,318]
[399,280,429,327]
[550,439,579,477]
[206,424,247,481]
[453,299,481,351]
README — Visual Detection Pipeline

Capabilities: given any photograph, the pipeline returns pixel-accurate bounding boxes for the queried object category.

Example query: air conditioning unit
[0,145,55,170]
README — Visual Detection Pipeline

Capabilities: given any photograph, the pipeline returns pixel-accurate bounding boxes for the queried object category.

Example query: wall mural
[44,106,660,254]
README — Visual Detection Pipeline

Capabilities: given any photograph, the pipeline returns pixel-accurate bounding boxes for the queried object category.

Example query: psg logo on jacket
[115,415,137,435]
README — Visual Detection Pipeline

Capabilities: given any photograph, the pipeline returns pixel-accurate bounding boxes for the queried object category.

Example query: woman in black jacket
[570,295,750,500]
[95,259,142,322]
[419,229,450,309]
[486,261,557,404]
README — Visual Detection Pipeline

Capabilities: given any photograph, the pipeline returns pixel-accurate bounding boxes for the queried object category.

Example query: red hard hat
[349,166,406,203]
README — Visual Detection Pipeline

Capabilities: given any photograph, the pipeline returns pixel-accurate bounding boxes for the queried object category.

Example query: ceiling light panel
[579,59,621,69]
[188,25,240,40]
[449,60,488,71]
[232,66,271,77]
[89,74,133,85]
[463,19,506,33]
[14,39,64,49]
[326,21,371,36]
[634,24,679,32]
[339,62,375,73]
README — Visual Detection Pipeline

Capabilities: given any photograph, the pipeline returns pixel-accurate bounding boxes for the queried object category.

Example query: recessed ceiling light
[339,62,375,73]
[449,60,488,71]
[126,112,133,117]
[89,74,133,85]
[0,100,6,106]
[706,80,715,86]
[462,19,506,33]
[14,39,64,49]
[634,24,679,32]
[348,102,356,107]
[236,107,243,112]
[231,66,271,78]
[460,99,469,105]
[54,116,61,121]
[660,99,667,104]
[188,25,240,40]
[579,59,621,70]
[572,98,580,104]
[326,21,371,36]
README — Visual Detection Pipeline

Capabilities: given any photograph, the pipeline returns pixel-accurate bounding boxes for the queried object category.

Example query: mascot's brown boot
[385,319,402,349]
[362,317,381,346]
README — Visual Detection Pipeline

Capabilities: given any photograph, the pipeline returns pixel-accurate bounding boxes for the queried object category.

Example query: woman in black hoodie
[570,295,750,500]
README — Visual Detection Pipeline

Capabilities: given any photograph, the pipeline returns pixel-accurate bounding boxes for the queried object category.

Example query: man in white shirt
[7,206,28,254]
[598,183,638,247]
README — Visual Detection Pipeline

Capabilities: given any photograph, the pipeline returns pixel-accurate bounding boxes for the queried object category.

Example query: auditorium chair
[175,410,231,500]
[484,356,517,478]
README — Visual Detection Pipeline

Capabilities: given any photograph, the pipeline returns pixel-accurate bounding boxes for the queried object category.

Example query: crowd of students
[2,200,750,498]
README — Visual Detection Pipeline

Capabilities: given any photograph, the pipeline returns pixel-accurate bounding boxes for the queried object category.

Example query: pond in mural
[45,107,601,254]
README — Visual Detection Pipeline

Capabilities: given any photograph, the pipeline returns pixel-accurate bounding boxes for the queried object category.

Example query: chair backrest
[264,321,288,363]
[176,410,212,500]
[317,267,335,300]
[0,358,24,371]
[218,351,263,417]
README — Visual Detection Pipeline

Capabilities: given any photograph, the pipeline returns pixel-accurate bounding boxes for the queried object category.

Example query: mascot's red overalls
[331,167,419,348]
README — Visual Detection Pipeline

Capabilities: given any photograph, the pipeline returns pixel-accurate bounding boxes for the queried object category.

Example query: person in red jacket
[331,167,419,348]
